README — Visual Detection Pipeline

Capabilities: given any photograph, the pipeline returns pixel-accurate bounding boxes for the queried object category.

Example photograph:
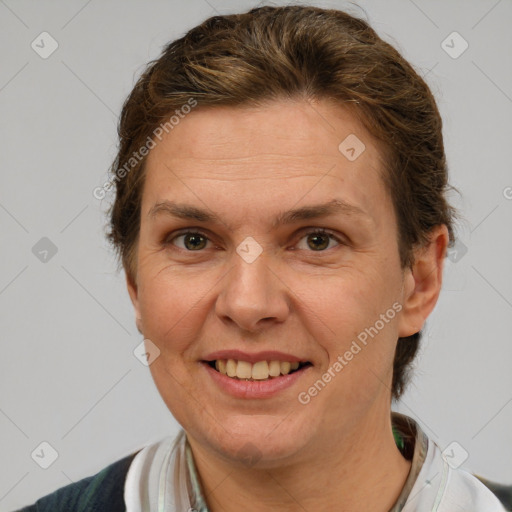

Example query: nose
[214,250,289,333]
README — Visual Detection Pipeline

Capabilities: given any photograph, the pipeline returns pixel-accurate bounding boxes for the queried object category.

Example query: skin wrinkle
[146,171,382,243]
[147,200,375,246]
[126,99,448,512]
[160,160,352,181]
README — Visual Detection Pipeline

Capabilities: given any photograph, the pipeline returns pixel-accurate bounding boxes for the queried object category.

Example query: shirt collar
[184,411,428,512]
[389,411,429,511]
[185,439,210,512]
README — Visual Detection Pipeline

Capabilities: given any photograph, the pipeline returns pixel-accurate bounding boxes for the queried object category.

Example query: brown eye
[306,232,330,250]
[167,231,211,251]
[296,229,342,252]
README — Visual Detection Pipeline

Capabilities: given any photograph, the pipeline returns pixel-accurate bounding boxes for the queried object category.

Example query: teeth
[217,359,227,374]
[226,359,237,377]
[280,361,291,375]
[251,361,269,380]
[213,359,305,380]
[268,360,281,377]
[236,360,252,379]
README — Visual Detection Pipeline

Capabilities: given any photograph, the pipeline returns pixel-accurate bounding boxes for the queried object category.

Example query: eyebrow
[147,199,369,230]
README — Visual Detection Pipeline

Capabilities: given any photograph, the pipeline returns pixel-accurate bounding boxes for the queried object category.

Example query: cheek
[320,266,396,326]
[138,272,205,354]
[314,268,402,376]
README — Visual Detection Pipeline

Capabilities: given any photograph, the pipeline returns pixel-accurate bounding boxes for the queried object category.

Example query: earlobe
[135,317,143,335]
[398,225,449,338]
[125,271,143,334]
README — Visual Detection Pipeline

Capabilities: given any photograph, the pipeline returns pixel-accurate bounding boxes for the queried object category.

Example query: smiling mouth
[205,359,312,381]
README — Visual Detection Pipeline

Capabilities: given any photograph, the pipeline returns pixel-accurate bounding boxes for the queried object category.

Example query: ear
[126,270,143,335]
[398,224,449,338]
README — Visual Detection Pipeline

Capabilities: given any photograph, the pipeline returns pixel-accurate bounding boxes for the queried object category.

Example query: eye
[163,228,344,253]
[165,230,213,251]
[295,228,343,252]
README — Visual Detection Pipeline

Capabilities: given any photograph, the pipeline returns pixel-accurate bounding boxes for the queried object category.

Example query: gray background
[1,0,511,509]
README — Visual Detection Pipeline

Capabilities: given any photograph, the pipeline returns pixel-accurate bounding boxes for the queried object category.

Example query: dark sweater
[14,450,511,511]
[15,451,140,512]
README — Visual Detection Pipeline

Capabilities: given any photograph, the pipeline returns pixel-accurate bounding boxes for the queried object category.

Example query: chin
[189,412,317,468]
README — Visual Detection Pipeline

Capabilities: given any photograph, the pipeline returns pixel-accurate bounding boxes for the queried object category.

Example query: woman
[17,4,508,511]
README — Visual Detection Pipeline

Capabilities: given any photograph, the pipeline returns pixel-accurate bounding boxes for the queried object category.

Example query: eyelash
[163,228,345,253]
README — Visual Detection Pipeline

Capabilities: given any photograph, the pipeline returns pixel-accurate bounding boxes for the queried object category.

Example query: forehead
[146,99,383,165]
[141,99,393,231]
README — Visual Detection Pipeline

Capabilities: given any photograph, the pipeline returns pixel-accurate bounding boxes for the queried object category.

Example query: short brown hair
[106,5,457,402]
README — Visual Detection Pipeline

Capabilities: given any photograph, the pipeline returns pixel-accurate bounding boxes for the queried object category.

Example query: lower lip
[201,362,311,399]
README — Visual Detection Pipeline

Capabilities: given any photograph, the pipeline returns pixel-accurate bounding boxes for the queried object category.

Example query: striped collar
[183,411,428,512]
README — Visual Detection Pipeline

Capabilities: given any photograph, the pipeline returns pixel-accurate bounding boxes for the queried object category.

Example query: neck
[187,407,412,512]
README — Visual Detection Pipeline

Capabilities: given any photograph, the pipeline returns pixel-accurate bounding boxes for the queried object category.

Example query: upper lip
[203,350,309,364]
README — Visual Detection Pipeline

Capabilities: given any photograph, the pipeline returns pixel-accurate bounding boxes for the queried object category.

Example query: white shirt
[124,413,506,511]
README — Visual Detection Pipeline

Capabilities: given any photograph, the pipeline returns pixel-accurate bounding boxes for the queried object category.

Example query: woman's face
[127,99,418,467]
